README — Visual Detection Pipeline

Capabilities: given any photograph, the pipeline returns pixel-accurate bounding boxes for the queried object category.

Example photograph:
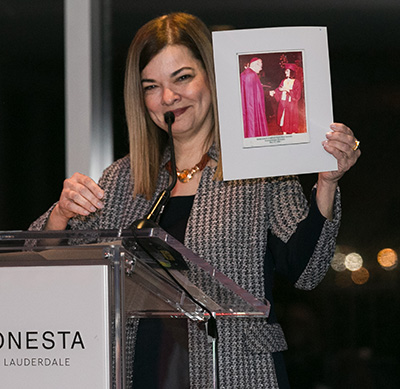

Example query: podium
[0,228,270,388]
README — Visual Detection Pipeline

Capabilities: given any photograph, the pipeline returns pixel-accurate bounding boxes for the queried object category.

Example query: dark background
[1,1,399,387]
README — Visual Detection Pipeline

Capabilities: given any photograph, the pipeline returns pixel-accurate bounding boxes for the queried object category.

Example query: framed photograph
[213,27,337,180]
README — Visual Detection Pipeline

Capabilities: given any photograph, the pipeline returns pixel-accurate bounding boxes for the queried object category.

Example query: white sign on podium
[0,265,110,389]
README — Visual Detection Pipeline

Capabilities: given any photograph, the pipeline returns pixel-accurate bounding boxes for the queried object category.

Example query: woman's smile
[170,106,189,118]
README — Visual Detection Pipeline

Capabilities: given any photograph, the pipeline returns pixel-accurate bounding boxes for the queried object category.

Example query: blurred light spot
[377,248,398,270]
[345,252,363,271]
[331,252,347,272]
[351,267,369,285]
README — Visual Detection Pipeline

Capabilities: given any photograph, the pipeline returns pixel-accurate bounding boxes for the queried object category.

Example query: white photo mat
[212,27,337,180]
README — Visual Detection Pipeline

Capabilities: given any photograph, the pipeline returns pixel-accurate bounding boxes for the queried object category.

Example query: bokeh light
[331,252,347,272]
[345,252,363,271]
[377,248,398,270]
[351,267,370,285]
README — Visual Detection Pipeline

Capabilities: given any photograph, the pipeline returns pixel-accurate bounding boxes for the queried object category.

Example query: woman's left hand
[315,123,360,219]
[319,123,361,185]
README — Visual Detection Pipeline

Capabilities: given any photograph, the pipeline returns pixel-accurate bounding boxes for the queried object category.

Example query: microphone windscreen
[164,111,175,124]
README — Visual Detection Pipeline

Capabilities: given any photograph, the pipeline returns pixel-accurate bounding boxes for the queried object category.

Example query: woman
[270,63,302,134]
[30,12,360,388]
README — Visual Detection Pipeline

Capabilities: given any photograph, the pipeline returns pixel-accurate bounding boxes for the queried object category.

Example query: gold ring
[352,139,360,151]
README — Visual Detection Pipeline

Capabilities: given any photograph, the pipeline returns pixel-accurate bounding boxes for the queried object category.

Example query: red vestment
[240,67,269,138]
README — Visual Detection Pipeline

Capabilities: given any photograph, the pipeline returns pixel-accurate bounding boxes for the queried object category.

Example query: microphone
[134,111,177,228]
[164,111,175,125]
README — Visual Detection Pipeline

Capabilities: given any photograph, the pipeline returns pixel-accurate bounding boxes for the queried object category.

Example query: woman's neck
[173,133,212,170]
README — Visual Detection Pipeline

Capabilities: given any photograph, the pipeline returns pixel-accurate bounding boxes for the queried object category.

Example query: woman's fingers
[325,124,359,155]
[58,173,104,218]
[320,123,361,183]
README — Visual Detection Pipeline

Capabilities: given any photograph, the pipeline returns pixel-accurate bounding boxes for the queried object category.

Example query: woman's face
[285,68,291,78]
[141,44,212,139]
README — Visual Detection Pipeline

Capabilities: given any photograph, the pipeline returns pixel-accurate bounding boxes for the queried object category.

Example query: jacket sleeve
[294,186,341,289]
[267,177,341,290]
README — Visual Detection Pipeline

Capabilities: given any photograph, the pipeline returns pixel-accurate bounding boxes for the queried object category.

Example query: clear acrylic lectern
[0,228,270,389]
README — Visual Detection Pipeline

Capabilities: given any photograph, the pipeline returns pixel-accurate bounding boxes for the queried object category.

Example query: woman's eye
[143,84,157,92]
[177,74,192,82]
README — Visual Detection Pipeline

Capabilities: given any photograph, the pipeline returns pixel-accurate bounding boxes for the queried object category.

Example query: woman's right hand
[46,173,104,230]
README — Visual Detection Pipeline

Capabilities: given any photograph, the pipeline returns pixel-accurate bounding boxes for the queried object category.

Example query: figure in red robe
[270,63,302,134]
[240,58,269,138]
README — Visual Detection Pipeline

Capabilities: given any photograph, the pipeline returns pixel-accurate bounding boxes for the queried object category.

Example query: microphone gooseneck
[164,111,177,193]
[136,111,177,226]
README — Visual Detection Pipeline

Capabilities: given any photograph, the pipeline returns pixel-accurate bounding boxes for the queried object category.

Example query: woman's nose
[162,87,179,106]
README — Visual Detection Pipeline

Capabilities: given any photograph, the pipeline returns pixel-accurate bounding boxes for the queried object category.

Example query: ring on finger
[352,139,360,151]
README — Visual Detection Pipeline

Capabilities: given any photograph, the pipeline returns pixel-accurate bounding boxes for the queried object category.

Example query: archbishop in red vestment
[240,58,269,138]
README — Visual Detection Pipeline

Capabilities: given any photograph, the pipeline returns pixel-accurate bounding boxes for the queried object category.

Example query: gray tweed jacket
[30,145,341,388]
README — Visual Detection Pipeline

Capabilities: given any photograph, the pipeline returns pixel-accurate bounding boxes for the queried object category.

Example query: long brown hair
[124,12,221,199]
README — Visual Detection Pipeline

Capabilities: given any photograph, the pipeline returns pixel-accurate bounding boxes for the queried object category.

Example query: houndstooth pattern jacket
[30,145,341,388]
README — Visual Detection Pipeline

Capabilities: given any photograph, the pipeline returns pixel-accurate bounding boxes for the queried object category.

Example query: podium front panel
[0,264,110,389]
